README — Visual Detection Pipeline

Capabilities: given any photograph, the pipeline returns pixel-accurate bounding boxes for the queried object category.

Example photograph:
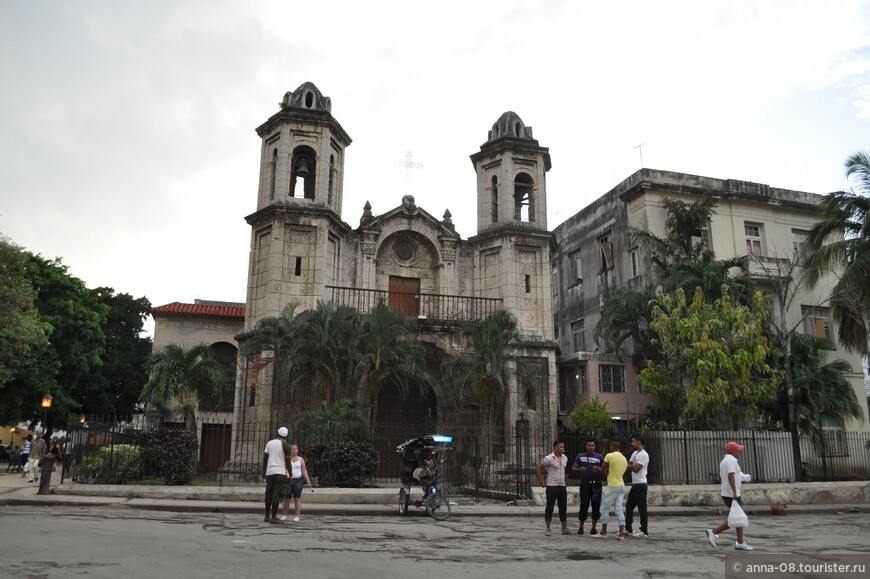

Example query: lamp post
[41,394,52,433]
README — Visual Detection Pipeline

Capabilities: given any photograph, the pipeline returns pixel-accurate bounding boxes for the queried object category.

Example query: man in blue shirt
[571,439,604,535]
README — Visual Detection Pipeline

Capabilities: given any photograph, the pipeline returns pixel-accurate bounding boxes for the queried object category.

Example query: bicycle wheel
[398,488,410,516]
[426,491,450,521]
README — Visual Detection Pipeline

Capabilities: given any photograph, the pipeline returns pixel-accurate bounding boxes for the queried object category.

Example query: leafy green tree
[569,396,613,440]
[638,286,780,428]
[804,150,870,355]
[88,288,152,416]
[4,253,108,431]
[0,236,47,394]
[141,344,225,433]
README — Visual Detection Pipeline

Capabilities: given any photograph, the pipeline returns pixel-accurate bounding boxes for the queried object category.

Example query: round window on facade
[394,239,415,262]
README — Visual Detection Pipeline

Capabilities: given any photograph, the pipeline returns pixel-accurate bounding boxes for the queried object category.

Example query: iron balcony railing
[326,285,503,322]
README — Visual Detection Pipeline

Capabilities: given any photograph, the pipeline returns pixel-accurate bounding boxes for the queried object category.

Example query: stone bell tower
[244,81,353,327]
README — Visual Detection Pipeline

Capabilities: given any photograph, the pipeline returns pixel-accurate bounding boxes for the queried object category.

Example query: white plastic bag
[728,500,749,528]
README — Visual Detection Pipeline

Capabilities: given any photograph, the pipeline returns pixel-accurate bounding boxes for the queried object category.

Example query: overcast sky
[2,1,869,337]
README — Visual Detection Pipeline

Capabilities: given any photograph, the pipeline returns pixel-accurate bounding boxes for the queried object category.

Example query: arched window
[514,173,534,222]
[290,146,316,199]
[491,176,499,222]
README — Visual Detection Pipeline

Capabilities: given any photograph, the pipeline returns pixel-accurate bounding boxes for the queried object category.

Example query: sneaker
[562,528,570,535]
[292,516,300,523]
[590,533,607,539]
[576,527,584,535]
[280,515,288,522]
[705,529,718,548]
[264,516,270,522]
[735,543,754,551]
[630,531,648,538]
[590,528,599,535]
[617,534,625,541]
[545,528,551,536]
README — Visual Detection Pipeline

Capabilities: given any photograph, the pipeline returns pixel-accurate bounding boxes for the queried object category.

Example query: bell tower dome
[470,111,551,234]
[254,81,351,215]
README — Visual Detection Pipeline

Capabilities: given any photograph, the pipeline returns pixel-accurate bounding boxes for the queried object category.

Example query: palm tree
[141,344,225,433]
[293,398,365,444]
[668,250,754,306]
[353,298,425,413]
[443,309,527,429]
[594,284,658,371]
[630,196,718,279]
[788,333,863,451]
[804,150,870,355]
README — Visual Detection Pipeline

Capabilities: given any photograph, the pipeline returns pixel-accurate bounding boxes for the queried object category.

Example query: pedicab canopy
[396,434,454,453]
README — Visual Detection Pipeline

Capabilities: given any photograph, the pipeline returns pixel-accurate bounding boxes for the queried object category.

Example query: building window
[599,234,613,271]
[792,229,809,259]
[821,415,848,456]
[692,226,710,251]
[559,366,585,413]
[630,249,640,278]
[553,314,559,339]
[802,306,831,339]
[569,251,582,284]
[551,265,559,297]
[599,364,625,393]
[745,223,763,256]
[571,319,585,352]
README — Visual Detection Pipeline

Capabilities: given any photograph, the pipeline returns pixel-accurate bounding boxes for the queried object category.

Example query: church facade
[233,82,559,455]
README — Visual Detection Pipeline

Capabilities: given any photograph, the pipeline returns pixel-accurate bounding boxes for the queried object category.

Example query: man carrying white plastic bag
[705,441,754,551]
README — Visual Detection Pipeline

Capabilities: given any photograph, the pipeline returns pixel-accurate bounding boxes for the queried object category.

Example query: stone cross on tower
[395,150,423,194]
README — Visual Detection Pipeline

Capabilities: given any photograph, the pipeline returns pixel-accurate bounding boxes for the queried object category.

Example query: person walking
[262,427,292,524]
[592,440,628,540]
[536,439,570,536]
[27,433,47,483]
[20,436,31,479]
[706,441,753,551]
[571,439,604,535]
[625,434,650,538]
[281,444,312,522]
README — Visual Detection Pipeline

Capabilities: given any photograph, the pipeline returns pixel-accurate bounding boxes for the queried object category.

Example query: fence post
[683,431,690,486]
[515,413,531,500]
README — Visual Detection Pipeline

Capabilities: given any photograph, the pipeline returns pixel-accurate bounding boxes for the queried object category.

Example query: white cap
[278,427,288,437]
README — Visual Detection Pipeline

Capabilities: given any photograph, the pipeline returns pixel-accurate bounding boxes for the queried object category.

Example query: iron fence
[59,414,870,498]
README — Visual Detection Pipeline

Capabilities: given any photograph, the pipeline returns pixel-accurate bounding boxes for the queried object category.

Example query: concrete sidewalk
[1,472,868,518]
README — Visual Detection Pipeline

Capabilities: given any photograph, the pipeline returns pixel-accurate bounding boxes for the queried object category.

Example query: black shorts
[286,477,304,499]
[722,496,742,508]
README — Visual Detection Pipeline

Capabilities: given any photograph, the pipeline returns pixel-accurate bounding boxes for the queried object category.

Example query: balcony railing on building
[326,286,503,322]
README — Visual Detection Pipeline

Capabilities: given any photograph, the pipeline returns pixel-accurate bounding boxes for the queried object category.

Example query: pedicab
[396,434,452,520]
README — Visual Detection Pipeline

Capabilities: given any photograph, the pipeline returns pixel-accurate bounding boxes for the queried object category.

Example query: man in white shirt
[262,427,291,523]
[536,439,570,536]
[706,441,753,551]
[625,434,650,538]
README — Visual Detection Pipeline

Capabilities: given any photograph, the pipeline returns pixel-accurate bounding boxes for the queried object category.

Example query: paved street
[2,505,869,578]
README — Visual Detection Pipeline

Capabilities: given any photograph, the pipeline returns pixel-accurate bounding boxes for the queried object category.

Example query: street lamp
[41,394,52,432]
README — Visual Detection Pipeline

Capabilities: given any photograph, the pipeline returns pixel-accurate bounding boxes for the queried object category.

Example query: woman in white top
[282,444,312,522]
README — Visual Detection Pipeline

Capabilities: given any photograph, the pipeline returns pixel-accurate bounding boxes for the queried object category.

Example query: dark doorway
[199,423,232,473]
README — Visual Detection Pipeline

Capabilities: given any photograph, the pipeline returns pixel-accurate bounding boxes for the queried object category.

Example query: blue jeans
[599,485,625,525]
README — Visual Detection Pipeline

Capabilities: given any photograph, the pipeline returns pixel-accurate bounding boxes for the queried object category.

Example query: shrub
[78,444,142,484]
[135,429,198,485]
[304,440,379,487]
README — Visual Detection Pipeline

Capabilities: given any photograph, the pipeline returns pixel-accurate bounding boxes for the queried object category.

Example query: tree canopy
[638,286,780,428]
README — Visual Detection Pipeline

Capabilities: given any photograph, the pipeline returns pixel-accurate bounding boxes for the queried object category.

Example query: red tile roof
[152,302,245,320]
